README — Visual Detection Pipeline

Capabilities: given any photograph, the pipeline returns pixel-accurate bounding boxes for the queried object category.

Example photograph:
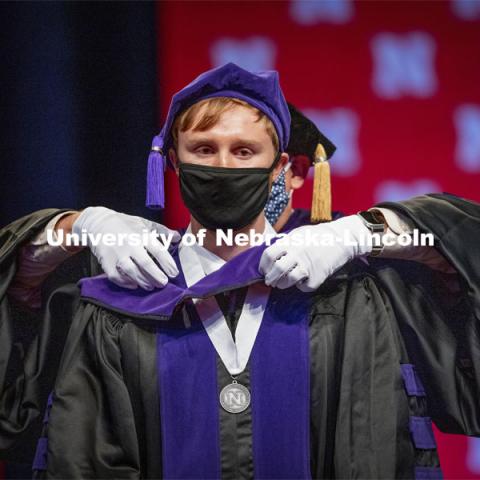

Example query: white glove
[73,207,180,290]
[259,215,373,292]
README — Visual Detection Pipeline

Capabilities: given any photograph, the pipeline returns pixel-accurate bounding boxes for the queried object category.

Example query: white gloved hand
[73,207,180,290]
[259,215,373,292]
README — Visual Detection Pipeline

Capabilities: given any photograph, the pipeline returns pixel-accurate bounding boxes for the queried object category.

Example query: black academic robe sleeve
[36,303,144,479]
[0,209,93,463]
[373,192,480,436]
[31,300,164,479]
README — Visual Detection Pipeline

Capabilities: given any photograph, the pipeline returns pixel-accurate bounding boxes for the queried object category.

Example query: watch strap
[356,210,386,256]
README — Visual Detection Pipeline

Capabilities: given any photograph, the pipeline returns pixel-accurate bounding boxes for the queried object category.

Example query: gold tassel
[310,143,332,223]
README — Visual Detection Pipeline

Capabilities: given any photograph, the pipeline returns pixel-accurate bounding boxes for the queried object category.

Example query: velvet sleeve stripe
[415,466,444,479]
[409,417,437,450]
[32,437,48,471]
[401,364,426,397]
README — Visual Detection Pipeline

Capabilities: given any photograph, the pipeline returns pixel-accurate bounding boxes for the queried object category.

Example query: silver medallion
[219,381,251,414]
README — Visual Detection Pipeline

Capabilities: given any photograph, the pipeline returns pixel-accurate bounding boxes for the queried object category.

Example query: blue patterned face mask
[264,163,292,226]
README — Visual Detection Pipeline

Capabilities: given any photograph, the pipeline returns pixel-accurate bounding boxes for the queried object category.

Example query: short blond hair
[171,97,279,151]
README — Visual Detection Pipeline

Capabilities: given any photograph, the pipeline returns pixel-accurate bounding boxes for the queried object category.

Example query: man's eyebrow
[186,137,263,149]
[185,137,216,145]
[231,139,263,149]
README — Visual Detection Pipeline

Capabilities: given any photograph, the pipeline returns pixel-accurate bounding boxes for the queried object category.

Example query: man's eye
[196,146,214,155]
[237,148,253,157]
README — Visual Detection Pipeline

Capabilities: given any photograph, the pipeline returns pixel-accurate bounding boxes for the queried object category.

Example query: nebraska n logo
[371,32,437,99]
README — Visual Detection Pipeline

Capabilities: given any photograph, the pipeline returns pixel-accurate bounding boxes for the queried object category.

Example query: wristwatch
[356,210,387,257]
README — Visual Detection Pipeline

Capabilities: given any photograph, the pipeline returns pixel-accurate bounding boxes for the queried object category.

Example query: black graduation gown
[0,194,479,479]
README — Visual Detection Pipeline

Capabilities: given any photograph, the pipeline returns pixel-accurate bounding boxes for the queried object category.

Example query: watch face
[359,211,380,225]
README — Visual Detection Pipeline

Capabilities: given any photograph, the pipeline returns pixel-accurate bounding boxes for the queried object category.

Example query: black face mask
[179,153,281,231]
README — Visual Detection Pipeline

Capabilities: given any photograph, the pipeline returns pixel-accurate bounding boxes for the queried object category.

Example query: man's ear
[272,152,289,181]
[290,173,305,191]
[169,148,179,176]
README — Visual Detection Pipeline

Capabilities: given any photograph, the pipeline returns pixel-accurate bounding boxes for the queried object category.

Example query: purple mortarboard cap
[146,62,291,209]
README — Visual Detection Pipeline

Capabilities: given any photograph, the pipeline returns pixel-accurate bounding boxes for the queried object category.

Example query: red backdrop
[157,1,480,478]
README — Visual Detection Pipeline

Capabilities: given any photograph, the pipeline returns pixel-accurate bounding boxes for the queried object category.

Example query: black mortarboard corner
[287,103,336,223]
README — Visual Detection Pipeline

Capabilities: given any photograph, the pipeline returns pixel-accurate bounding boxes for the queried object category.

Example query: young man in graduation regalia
[1,63,480,479]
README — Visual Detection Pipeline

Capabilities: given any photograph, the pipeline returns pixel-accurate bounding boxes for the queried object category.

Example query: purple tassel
[146,135,166,209]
